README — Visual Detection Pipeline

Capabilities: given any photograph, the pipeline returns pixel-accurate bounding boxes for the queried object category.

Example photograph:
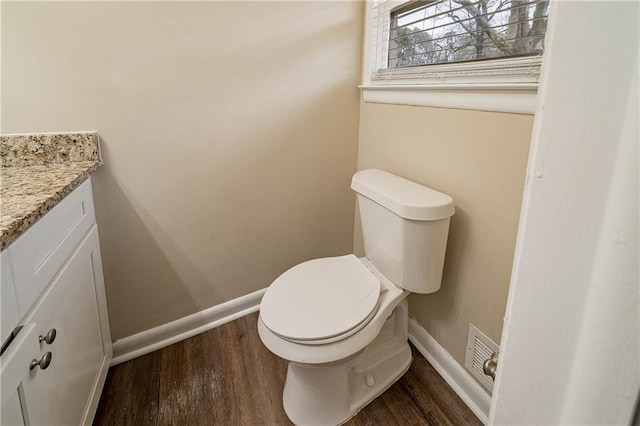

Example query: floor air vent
[464,324,499,394]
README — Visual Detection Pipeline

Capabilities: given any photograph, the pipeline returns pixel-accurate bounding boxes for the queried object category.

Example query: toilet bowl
[258,169,454,425]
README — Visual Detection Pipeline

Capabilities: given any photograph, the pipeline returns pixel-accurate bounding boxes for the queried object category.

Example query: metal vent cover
[464,324,499,394]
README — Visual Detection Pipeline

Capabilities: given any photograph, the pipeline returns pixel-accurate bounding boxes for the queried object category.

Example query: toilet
[258,169,454,425]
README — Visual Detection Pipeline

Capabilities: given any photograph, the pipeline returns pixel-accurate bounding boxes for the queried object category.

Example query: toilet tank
[351,169,455,294]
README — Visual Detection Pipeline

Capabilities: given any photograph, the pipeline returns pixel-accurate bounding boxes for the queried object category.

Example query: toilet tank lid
[351,169,455,221]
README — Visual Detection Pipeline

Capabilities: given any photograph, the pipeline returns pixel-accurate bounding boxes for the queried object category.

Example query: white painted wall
[490,1,639,424]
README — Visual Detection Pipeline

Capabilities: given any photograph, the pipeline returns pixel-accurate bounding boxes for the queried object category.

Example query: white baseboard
[408,317,491,424]
[111,288,267,366]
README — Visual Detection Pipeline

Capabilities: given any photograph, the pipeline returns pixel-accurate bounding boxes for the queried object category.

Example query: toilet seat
[260,255,381,344]
[258,257,409,364]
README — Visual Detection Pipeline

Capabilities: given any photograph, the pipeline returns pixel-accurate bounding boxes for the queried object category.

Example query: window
[386,0,549,69]
[361,0,553,113]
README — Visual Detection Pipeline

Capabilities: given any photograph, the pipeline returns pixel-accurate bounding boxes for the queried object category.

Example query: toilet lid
[260,254,381,342]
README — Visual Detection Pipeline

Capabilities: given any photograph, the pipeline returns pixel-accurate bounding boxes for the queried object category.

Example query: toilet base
[282,300,411,426]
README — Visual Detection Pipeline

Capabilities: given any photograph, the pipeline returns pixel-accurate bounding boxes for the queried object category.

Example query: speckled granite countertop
[0,132,101,250]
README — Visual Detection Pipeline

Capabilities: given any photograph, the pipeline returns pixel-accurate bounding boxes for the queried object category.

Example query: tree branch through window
[388,0,550,68]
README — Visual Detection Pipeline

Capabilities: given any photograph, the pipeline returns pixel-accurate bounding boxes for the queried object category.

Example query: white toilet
[258,169,454,425]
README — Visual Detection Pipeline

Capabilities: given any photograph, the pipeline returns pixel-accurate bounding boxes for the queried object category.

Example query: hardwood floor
[94,313,482,426]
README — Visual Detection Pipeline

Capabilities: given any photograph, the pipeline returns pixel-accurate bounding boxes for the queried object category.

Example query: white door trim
[489,1,639,424]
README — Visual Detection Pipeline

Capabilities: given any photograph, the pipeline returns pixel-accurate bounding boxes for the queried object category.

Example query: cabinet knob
[39,328,57,345]
[30,352,52,371]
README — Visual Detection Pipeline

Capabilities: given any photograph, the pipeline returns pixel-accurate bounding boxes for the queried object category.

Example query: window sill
[359,84,538,115]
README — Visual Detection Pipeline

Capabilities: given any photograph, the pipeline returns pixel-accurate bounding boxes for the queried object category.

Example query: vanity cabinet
[0,178,112,425]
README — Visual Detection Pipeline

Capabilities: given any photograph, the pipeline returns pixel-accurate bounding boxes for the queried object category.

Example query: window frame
[360,0,550,114]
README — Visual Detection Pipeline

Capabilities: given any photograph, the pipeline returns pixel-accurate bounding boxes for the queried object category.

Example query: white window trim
[360,0,542,114]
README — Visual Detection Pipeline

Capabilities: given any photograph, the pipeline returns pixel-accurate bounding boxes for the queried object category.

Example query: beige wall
[356,102,533,365]
[2,1,364,340]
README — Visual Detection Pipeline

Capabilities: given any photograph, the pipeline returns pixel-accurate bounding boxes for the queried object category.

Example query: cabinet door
[1,323,52,425]
[1,251,20,345]
[20,225,110,425]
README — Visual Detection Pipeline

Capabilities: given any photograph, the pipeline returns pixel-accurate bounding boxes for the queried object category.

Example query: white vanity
[1,175,112,424]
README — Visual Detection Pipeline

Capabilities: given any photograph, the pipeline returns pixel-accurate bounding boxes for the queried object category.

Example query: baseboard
[408,317,491,424]
[111,288,267,366]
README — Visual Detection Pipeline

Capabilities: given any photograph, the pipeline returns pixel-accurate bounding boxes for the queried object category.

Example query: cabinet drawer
[8,178,96,317]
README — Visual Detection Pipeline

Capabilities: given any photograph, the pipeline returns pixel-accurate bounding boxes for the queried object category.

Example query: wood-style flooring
[94,313,482,426]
